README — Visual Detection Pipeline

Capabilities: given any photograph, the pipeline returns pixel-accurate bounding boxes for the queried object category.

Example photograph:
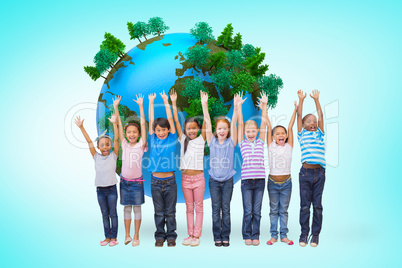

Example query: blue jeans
[209,177,233,242]
[268,176,292,239]
[241,179,265,240]
[97,185,118,239]
[299,166,326,236]
[151,175,177,241]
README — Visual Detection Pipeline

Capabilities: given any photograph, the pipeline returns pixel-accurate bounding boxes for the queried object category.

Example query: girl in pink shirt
[114,95,148,247]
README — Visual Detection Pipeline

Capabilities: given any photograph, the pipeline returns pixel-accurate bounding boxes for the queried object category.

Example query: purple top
[240,138,266,180]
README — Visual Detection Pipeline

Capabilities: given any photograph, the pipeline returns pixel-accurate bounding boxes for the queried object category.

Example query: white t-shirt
[179,134,205,170]
[268,142,293,175]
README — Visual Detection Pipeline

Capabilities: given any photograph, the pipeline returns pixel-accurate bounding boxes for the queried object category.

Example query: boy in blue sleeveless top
[296,89,326,248]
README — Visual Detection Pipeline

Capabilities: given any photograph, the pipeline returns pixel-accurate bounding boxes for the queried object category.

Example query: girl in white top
[170,89,206,247]
[265,100,298,246]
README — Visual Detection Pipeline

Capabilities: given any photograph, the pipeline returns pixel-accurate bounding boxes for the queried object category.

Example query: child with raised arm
[296,89,326,248]
[113,95,148,247]
[170,89,206,247]
[238,92,268,246]
[202,92,241,247]
[148,91,179,247]
[74,113,119,247]
[265,100,298,246]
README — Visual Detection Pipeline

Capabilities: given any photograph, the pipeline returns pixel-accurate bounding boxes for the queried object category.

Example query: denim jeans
[268,176,292,240]
[241,179,265,240]
[209,177,233,242]
[97,185,118,239]
[151,175,177,241]
[299,166,325,236]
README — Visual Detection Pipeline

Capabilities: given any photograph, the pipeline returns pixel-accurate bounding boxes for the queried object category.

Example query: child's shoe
[182,236,192,246]
[109,240,119,247]
[245,239,253,246]
[252,240,260,246]
[310,235,319,247]
[100,239,110,246]
[281,238,294,245]
[299,234,308,247]
[190,238,200,247]
[124,237,132,245]
[132,239,140,247]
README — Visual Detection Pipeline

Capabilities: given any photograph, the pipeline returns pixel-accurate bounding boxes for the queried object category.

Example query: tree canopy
[127,21,142,42]
[94,49,118,75]
[210,68,232,93]
[190,22,214,44]
[148,17,169,36]
[216,23,234,49]
[242,44,256,58]
[258,74,283,109]
[230,70,256,95]
[84,66,101,81]
[225,50,244,71]
[243,47,269,77]
[185,45,211,71]
[100,32,126,58]
[208,51,226,70]
[232,33,243,50]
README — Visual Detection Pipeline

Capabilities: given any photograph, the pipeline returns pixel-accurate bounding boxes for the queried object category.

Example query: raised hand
[113,95,121,107]
[133,94,144,106]
[74,116,84,128]
[148,93,156,102]
[200,90,208,104]
[170,89,177,102]
[160,90,169,102]
[297,90,307,100]
[233,93,240,106]
[108,113,117,124]
[238,92,247,106]
[310,89,320,100]
[257,91,268,109]
[294,100,298,110]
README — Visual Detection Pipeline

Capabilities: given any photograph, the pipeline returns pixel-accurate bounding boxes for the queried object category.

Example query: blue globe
[96,33,261,203]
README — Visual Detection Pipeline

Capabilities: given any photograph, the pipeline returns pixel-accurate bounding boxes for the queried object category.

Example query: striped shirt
[297,128,326,168]
[240,138,266,180]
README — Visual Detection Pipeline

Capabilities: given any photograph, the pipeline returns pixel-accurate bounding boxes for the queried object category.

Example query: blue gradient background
[1,0,401,267]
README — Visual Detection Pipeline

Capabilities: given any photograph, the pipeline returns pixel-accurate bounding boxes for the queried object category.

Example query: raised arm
[148,93,156,135]
[133,94,148,150]
[201,91,213,145]
[231,93,240,146]
[258,92,268,142]
[169,89,183,139]
[287,101,298,147]
[310,89,324,131]
[297,90,307,133]
[237,93,247,143]
[266,97,273,146]
[113,96,125,144]
[74,116,96,157]
[160,91,176,134]
[109,113,119,156]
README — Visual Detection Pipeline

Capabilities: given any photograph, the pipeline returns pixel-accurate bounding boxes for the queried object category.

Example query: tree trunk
[109,62,117,69]
[102,76,107,79]
[143,34,147,41]
[157,30,160,36]
[117,49,124,58]
[137,38,142,43]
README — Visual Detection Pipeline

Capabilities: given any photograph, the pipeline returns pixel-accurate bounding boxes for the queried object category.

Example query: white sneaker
[182,236,192,246]
[190,238,200,247]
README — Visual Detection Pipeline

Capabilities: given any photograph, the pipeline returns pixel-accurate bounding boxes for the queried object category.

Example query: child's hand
[148,93,156,102]
[238,92,247,106]
[113,95,121,107]
[297,90,307,100]
[294,101,298,110]
[133,94,144,106]
[233,93,240,106]
[310,89,320,100]
[257,91,268,108]
[74,116,84,128]
[109,113,117,124]
[200,90,208,104]
[160,90,169,102]
[170,89,177,102]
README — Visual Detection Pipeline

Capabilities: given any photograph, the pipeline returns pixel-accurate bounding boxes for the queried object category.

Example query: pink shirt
[121,138,148,179]
[268,142,293,175]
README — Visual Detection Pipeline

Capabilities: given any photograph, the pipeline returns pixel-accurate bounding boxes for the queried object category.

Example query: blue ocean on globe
[96,33,261,203]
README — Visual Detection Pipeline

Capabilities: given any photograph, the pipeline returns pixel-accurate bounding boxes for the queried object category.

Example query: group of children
[75,89,326,248]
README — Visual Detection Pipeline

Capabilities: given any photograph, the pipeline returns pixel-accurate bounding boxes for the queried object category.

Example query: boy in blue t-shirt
[296,89,326,248]
[148,91,179,247]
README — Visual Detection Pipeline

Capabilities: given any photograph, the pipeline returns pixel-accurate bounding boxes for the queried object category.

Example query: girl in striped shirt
[238,92,268,246]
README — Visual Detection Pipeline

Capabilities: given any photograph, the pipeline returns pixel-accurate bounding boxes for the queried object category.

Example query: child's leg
[97,187,111,239]
[268,178,280,240]
[241,180,253,240]
[193,174,205,238]
[312,168,325,236]
[209,178,223,242]
[221,178,233,242]
[151,179,166,241]
[182,176,195,237]
[251,179,265,240]
[299,167,313,236]
[278,179,292,240]
[133,206,142,240]
[164,177,178,241]
[107,185,118,239]
[124,206,133,238]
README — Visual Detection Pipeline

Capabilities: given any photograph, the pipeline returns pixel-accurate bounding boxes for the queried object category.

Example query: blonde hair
[244,120,258,130]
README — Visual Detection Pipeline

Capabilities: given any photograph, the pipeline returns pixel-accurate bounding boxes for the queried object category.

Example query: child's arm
[310,89,324,131]
[109,113,119,156]
[287,101,298,147]
[113,96,125,143]
[169,89,183,139]
[201,91,213,145]
[133,94,148,150]
[297,90,307,133]
[266,98,273,146]
[148,93,156,135]
[237,93,247,144]
[74,116,96,157]
[258,92,268,142]
[231,93,239,146]
[160,91,176,134]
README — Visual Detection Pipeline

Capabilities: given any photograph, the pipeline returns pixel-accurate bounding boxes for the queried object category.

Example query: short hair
[96,136,112,146]
[302,114,315,125]
[153,118,170,131]
[214,117,231,138]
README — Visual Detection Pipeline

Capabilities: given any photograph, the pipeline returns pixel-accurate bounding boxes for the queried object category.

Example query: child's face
[303,115,318,131]
[125,125,140,144]
[245,125,259,142]
[185,122,200,140]
[155,125,169,140]
[97,137,112,156]
[274,127,287,146]
[216,121,229,140]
